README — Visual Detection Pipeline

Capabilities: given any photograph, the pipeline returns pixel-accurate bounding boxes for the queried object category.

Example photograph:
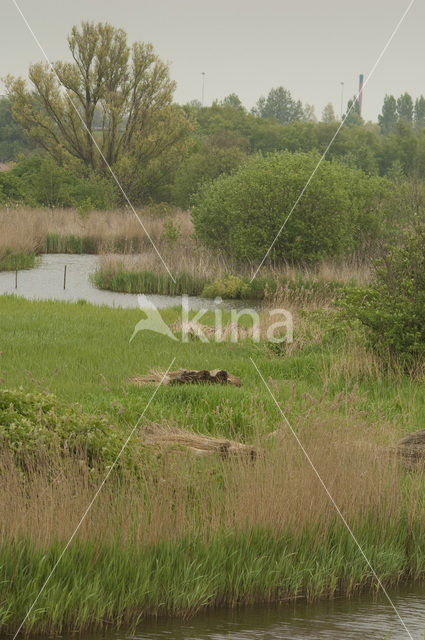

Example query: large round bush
[192,151,391,263]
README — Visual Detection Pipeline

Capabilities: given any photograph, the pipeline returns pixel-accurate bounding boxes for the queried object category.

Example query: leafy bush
[192,151,393,264]
[0,388,124,466]
[0,154,117,208]
[201,275,251,299]
[341,226,425,364]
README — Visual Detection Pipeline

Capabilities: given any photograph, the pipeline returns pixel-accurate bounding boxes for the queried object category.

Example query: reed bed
[93,243,231,296]
[94,247,370,302]
[1,294,425,635]
[0,206,192,257]
[0,394,424,636]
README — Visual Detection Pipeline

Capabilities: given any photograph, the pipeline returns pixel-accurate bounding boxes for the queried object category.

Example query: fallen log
[128,368,242,387]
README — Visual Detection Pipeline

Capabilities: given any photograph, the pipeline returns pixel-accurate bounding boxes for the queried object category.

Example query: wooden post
[63,265,67,290]
[15,269,17,289]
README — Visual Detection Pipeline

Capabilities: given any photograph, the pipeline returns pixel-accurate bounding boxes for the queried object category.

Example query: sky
[0,0,423,123]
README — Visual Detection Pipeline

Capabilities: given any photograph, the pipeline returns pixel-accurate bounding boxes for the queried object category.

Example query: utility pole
[340,82,344,121]
[201,72,205,106]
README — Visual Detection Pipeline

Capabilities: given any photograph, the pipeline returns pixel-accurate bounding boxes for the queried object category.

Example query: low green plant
[0,388,124,466]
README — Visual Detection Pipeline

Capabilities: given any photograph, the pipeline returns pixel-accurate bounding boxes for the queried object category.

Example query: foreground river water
[53,587,425,640]
[0,254,247,310]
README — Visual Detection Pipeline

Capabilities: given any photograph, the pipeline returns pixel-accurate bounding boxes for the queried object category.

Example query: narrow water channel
[52,587,425,640]
[0,254,248,310]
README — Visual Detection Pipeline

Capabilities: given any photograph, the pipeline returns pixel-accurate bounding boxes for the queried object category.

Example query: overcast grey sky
[0,0,422,122]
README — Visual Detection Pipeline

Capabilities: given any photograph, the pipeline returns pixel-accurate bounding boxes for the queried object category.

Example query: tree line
[1,21,425,209]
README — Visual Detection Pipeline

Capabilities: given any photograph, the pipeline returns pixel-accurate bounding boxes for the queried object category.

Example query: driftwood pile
[141,422,257,460]
[128,368,242,387]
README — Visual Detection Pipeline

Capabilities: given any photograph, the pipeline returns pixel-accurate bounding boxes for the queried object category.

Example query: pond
[0,254,249,310]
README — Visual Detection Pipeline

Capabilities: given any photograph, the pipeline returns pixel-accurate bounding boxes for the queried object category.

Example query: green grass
[2,523,423,636]
[0,249,36,271]
[2,295,425,635]
[0,294,423,433]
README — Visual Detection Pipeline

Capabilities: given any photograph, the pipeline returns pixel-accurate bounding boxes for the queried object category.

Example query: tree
[303,103,317,122]
[378,95,398,133]
[173,141,247,208]
[253,87,304,125]
[220,93,244,110]
[397,92,414,123]
[414,95,425,129]
[113,104,194,203]
[343,96,363,128]
[6,22,177,172]
[0,96,34,161]
[321,103,336,123]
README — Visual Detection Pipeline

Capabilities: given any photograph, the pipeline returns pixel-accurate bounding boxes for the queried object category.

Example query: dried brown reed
[0,206,192,253]
[0,387,410,548]
[98,239,231,281]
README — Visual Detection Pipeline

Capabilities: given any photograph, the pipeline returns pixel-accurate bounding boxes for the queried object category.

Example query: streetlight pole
[340,82,344,121]
[201,72,205,106]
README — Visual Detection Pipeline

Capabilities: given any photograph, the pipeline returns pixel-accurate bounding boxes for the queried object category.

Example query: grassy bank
[94,253,368,301]
[1,295,425,635]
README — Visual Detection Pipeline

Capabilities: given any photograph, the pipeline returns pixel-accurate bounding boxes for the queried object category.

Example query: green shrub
[341,225,425,364]
[0,388,124,466]
[161,217,181,245]
[4,154,117,208]
[202,274,251,299]
[192,151,392,264]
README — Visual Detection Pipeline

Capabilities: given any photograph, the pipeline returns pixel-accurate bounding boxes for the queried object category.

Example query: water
[69,588,425,640]
[0,254,248,310]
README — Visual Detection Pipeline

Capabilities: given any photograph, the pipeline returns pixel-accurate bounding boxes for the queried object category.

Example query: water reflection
[126,588,425,640]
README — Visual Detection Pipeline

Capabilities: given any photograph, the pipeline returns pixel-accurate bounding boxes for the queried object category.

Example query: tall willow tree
[5,22,188,174]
